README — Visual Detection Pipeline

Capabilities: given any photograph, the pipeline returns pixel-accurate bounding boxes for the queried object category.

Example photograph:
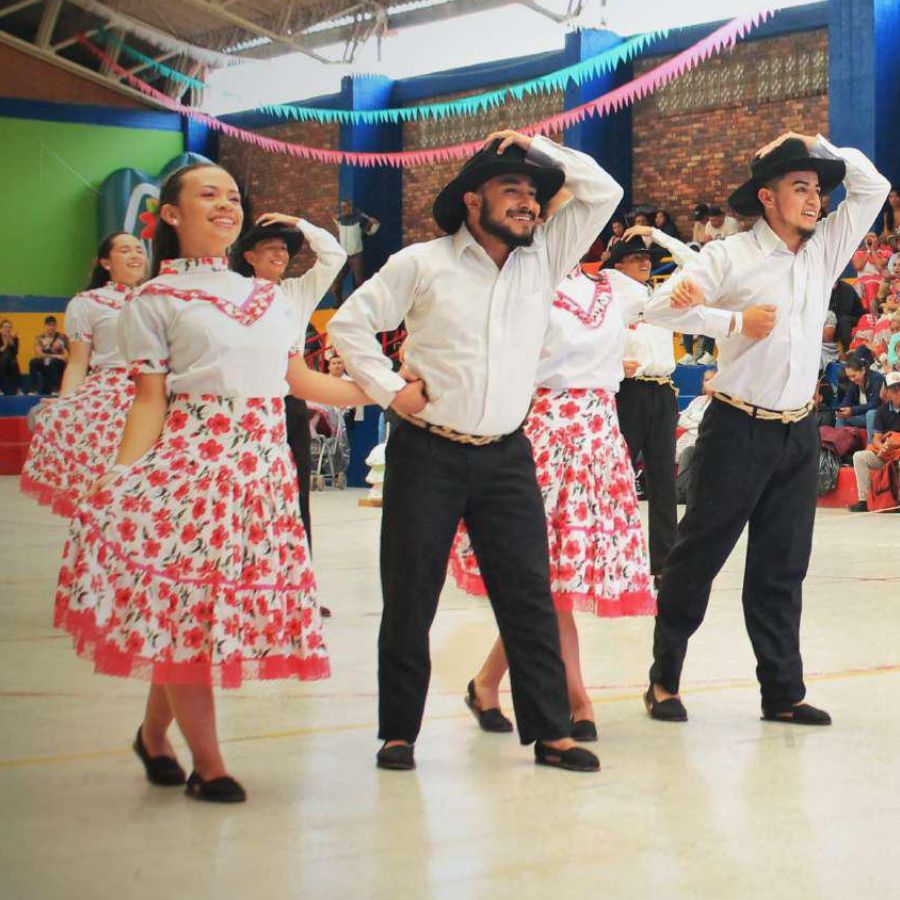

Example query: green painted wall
[0,117,182,297]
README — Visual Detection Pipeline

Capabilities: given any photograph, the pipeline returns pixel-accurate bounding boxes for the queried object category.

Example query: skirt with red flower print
[20,368,135,518]
[449,387,656,617]
[53,394,329,688]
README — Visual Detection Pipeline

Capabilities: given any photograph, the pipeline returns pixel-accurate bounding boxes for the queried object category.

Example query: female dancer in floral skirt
[450,258,657,740]
[53,163,370,803]
[20,232,146,516]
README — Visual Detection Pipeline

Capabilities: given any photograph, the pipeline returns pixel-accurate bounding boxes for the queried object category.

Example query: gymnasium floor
[1,477,898,900]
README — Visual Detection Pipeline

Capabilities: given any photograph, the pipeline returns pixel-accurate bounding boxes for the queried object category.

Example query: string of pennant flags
[98,27,671,126]
[78,9,773,168]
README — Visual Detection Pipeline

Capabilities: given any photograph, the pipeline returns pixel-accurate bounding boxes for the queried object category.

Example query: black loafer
[534,741,600,772]
[570,718,598,743]
[644,686,688,722]
[133,726,186,786]
[761,703,832,726]
[376,742,415,770]
[185,771,246,803]
[465,680,513,733]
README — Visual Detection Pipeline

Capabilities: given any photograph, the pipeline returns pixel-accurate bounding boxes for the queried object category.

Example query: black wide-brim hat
[601,236,652,269]
[727,138,846,216]
[432,140,566,234]
[230,222,304,268]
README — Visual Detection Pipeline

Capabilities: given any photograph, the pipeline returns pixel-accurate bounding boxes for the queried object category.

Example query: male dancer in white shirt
[330,129,621,772]
[641,131,889,724]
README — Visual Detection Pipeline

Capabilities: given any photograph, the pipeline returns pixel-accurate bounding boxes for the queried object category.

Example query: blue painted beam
[0,96,181,130]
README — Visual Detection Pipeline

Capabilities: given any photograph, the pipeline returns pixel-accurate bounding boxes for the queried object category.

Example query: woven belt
[635,375,679,396]
[714,392,815,424]
[400,413,505,446]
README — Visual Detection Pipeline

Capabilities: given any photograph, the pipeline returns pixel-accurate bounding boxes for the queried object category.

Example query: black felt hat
[601,236,651,269]
[432,139,566,234]
[727,138,846,216]
[230,222,304,276]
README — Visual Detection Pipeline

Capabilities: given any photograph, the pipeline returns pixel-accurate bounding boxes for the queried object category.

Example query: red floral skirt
[449,387,656,617]
[20,368,135,518]
[54,394,329,688]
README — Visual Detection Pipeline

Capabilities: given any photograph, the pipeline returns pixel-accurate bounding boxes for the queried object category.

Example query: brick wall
[402,87,565,246]
[0,43,152,108]
[632,30,829,238]
[218,122,340,277]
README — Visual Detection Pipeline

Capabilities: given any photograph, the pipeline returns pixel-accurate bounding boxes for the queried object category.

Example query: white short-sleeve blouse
[117,257,301,398]
[65,282,131,369]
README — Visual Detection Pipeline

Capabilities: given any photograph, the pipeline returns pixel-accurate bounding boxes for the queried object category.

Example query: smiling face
[615,251,652,283]
[846,364,866,387]
[161,166,243,258]
[243,237,290,282]
[102,233,146,286]
[611,220,625,237]
[466,173,540,249]
[759,170,822,243]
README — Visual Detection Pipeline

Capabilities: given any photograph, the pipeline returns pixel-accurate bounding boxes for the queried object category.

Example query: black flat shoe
[465,680,513,733]
[185,771,247,803]
[761,703,832,726]
[534,741,600,772]
[644,686,688,722]
[132,726,186,786]
[376,742,415,770]
[570,718,598,743]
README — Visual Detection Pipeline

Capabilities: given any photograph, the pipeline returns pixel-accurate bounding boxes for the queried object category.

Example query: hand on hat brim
[755,131,816,160]
[483,129,533,155]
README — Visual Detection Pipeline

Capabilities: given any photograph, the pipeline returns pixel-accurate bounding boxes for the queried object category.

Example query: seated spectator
[830,278,866,353]
[849,371,900,511]
[28,315,68,395]
[852,232,892,309]
[654,209,682,240]
[886,312,900,371]
[850,298,883,356]
[821,308,839,370]
[701,206,740,243]
[881,185,900,246]
[599,219,625,263]
[0,318,22,395]
[837,353,885,443]
[815,376,836,428]
[690,204,709,247]
[674,369,715,503]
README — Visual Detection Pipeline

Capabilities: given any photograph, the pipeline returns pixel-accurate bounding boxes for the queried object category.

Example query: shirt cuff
[525,135,564,169]
[700,307,738,340]
[811,134,840,160]
[362,371,406,409]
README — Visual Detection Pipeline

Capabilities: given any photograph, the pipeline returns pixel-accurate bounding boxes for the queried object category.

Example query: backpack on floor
[868,461,899,512]
[817,448,840,496]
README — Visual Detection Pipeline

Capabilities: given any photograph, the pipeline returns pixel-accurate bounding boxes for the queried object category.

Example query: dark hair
[884,185,900,233]
[708,205,724,217]
[86,231,131,290]
[693,203,709,220]
[44,315,57,325]
[844,352,867,372]
[654,209,682,240]
[151,163,227,277]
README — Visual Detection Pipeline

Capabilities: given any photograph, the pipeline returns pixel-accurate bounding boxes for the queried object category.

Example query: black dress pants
[285,396,312,549]
[649,400,818,710]
[615,378,678,575]
[378,422,571,745]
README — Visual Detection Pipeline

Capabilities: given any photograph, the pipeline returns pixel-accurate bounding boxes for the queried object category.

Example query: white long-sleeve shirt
[621,228,701,379]
[328,135,623,436]
[644,135,890,411]
[281,219,346,331]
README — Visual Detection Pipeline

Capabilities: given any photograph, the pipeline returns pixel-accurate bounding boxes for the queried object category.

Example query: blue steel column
[828,0,900,185]
[338,75,403,488]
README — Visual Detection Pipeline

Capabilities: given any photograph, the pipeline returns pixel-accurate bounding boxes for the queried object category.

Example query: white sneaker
[677,353,695,366]
[696,352,716,366]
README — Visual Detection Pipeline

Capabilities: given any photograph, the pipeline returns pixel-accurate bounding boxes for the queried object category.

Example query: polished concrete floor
[1,476,898,900]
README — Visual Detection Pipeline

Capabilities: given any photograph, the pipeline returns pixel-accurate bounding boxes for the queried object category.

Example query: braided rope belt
[634,375,679,395]
[400,413,506,446]
[714,392,815,424]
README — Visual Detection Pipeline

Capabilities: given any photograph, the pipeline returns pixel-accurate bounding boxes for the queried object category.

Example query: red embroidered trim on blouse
[133,281,278,326]
[552,272,613,329]
[79,288,127,310]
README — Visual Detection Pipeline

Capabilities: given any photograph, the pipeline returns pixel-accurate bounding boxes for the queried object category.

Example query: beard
[478,200,536,248]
